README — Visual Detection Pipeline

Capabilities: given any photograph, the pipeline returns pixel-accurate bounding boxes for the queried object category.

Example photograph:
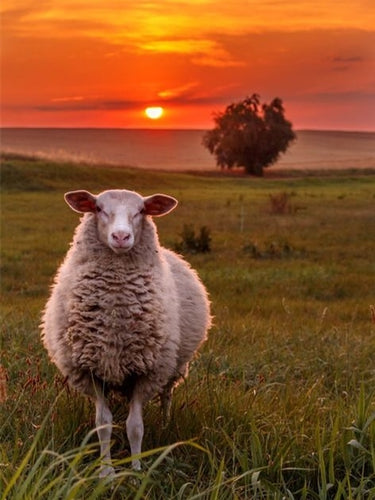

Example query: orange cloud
[3,1,373,42]
[158,82,200,100]
[138,38,245,67]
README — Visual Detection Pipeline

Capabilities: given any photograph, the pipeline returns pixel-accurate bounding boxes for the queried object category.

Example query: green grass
[1,153,375,498]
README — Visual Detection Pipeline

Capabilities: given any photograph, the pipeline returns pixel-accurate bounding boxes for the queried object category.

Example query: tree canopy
[203,94,296,176]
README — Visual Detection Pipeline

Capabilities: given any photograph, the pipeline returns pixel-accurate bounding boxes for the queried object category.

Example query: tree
[203,94,296,176]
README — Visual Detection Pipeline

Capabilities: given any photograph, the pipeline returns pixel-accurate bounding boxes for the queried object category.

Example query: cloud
[137,38,210,54]
[191,56,243,68]
[289,89,375,103]
[32,84,237,112]
[51,96,85,103]
[136,38,245,67]
[331,56,364,63]
[329,55,365,72]
[34,98,141,112]
[4,0,373,46]
[315,90,375,101]
[191,53,246,68]
[158,82,200,100]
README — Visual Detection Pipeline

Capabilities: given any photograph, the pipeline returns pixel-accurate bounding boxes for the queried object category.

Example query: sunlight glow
[2,1,373,130]
[145,107,164,120]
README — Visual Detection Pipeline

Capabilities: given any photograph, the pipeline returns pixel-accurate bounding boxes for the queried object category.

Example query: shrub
[268,191,300,215]
[174,225,212,254]
[243,239,305,259]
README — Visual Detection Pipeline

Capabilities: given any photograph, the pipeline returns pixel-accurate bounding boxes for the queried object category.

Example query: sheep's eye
[96,206,108,217]
[133,209,144,219]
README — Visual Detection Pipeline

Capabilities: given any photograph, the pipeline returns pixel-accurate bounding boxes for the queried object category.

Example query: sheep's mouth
[111,245,133,254]
[111,245,132,254]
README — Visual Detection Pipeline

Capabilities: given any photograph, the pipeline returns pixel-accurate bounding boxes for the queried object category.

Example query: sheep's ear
[64,190,97,213]
[143,194,178,217]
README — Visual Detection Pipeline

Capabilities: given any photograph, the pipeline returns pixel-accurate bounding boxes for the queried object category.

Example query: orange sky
[1,0,374,130]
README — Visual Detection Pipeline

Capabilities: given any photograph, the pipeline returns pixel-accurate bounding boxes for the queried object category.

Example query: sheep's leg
[160,382,174,427]
[161,364,188,426]
[95,395,114,478]
[126,392,144,470]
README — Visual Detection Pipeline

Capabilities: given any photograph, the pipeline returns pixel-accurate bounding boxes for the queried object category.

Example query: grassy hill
[1,153,375,498]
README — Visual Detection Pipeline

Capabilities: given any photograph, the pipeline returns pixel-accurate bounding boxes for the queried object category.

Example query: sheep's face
[64,189,178,254]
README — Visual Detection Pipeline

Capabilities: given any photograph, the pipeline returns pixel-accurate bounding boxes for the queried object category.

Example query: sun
[145,106,164,120]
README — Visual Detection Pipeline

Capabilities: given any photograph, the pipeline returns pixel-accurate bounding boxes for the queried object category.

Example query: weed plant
[1,154,375,498]
[174,225,212,254]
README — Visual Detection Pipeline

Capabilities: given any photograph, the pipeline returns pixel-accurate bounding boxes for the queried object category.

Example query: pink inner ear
[79,198,97,212]
[144,195,177,216]
[65,191,97,213]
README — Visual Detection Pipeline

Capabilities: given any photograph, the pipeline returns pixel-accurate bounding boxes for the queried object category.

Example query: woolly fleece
[41,211,211,402]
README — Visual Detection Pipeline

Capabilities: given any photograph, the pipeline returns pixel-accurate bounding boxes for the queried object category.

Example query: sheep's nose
[111,231,131,242]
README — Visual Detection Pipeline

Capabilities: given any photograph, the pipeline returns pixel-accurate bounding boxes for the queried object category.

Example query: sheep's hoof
[132,459,142,471]
[99,464,115,479]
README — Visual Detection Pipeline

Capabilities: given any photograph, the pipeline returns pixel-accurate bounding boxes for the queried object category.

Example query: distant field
[1,153,375,499]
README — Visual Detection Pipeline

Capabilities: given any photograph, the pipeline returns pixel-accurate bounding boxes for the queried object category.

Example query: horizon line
[1,126,374,134]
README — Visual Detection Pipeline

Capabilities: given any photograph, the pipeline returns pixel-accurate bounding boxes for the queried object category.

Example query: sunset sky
[1,0,374,130]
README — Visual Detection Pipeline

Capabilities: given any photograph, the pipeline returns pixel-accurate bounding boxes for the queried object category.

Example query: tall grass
[1,154,374,498]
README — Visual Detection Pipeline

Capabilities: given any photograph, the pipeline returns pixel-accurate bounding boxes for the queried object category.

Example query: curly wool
[42,213,178,393]
[67,265,165,386]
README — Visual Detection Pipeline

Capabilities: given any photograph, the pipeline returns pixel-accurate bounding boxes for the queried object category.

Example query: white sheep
[41,189,211,476]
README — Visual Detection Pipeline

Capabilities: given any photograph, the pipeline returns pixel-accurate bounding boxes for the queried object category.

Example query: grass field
[1,153,375,499]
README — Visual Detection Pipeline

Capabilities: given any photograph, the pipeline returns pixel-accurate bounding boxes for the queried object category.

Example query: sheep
[41,188,211,477]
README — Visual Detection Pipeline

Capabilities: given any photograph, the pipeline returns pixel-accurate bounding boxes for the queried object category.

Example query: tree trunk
[254,164,264,176]
[245,162,264,176]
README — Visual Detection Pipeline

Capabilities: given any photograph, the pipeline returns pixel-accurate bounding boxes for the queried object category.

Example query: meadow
[1,153,374,499]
